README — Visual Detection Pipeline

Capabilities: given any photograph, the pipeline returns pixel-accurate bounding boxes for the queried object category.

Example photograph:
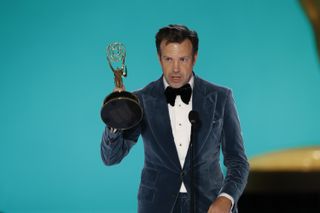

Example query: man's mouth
[170,76,181,82]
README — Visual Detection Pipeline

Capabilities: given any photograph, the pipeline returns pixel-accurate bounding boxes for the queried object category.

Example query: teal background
[1,0,320,212]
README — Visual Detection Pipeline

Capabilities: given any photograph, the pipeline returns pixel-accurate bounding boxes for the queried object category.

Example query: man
[101,24,249,213]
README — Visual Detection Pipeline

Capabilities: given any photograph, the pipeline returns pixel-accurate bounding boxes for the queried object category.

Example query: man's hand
[207,196,232,213]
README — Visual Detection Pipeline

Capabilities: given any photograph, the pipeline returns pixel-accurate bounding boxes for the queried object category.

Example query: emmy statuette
[100,42,143,130]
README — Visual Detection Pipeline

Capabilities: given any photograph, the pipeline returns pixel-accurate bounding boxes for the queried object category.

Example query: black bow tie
[164,84,192,106]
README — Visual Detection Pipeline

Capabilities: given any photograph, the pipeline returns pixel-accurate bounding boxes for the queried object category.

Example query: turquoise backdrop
[1,0,319,212]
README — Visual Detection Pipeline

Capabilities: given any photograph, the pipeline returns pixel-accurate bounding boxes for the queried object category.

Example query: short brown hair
[155,24,199,56]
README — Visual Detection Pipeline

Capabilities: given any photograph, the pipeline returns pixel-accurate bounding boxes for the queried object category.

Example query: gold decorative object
[250,146,320,172]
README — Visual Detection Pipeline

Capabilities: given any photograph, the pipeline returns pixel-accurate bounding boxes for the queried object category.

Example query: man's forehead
[160,39,192,47]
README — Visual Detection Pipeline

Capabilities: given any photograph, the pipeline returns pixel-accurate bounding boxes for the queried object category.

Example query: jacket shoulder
[133,78,162,97]
[196,76,231,97]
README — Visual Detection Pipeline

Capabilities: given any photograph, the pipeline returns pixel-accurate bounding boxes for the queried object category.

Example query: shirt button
[179,123,182,126]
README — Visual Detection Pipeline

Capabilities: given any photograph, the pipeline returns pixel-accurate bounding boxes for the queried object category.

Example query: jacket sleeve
[219,90,250,204]
[100,124,141,166]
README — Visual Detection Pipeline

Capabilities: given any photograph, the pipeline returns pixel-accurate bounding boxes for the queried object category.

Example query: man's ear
[193,52,198,65]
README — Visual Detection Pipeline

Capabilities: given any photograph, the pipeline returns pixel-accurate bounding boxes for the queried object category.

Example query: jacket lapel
[144,77,182,171]
[183,75,217,170]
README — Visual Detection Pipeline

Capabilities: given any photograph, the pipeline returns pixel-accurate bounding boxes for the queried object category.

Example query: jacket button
[180,171,185,179]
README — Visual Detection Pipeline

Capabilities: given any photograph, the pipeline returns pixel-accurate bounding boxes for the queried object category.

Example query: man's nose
[173,60,180,72]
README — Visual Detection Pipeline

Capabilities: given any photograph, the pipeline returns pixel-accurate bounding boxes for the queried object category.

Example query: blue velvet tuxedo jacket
[101,75,249,213]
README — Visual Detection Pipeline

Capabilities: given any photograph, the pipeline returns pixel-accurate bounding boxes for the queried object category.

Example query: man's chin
[169,82,184,88]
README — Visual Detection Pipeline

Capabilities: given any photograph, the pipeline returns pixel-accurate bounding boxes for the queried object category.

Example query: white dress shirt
[163,76,194,192]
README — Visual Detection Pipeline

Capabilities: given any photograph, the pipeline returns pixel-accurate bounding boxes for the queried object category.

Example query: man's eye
[180,58,188,62]
[165,58,172,62]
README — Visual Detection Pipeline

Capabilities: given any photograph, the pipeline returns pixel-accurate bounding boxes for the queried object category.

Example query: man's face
[158,39,197,88]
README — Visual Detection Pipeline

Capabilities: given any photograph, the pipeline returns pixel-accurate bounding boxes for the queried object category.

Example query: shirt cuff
[109,127,118,133]
[218,193,234,213]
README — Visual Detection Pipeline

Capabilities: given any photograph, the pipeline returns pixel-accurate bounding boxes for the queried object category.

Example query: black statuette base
[101,91,143,130]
